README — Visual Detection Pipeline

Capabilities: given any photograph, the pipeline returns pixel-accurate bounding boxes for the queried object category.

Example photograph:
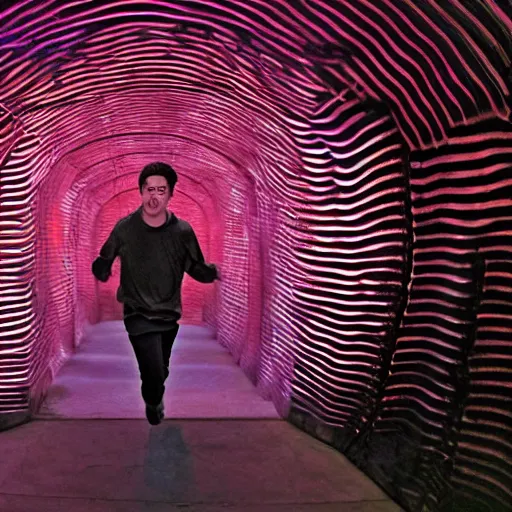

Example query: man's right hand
[92,257,111,282]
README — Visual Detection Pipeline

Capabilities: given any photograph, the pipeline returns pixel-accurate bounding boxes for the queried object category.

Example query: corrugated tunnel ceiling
[0,2,511,511]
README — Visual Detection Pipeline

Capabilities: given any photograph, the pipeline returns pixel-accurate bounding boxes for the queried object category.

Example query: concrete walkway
[0,419,401,511]
[36,322,279,419]
[0,322,401,511]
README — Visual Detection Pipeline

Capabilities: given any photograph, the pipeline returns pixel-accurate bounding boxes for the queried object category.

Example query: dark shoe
[145,401,164,425]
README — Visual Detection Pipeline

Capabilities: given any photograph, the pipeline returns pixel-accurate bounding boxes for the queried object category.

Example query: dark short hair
[138,162,178,194]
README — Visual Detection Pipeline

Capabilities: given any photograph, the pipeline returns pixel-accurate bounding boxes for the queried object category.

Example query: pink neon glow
[0,2,511,511]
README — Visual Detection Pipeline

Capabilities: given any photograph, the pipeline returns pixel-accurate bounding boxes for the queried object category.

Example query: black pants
[128,325,179,407]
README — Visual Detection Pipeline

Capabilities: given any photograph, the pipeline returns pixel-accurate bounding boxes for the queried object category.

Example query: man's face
[141,175,171,217]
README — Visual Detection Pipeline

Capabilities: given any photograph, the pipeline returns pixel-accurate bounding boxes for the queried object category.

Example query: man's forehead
[145,175,167,186]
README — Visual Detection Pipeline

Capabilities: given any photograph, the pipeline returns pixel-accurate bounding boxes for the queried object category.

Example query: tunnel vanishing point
[0,2,511,511]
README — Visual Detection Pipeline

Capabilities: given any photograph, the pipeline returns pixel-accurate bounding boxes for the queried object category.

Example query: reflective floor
[37,322,279,419]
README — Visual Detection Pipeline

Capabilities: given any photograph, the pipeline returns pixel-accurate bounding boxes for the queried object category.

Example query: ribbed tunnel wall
[0,2,510,511]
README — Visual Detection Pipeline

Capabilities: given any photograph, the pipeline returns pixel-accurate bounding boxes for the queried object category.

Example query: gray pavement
[0,419,401,512]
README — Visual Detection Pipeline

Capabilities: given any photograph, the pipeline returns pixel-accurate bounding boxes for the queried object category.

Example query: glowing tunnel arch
[0,2,511,511]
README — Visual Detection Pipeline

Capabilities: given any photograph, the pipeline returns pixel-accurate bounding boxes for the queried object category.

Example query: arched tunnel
[0,1,511,511]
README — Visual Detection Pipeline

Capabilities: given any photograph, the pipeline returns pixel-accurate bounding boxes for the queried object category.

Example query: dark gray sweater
[92,207,217,335]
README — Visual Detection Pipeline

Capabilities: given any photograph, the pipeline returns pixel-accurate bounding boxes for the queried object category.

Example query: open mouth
[149,198,159,209]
